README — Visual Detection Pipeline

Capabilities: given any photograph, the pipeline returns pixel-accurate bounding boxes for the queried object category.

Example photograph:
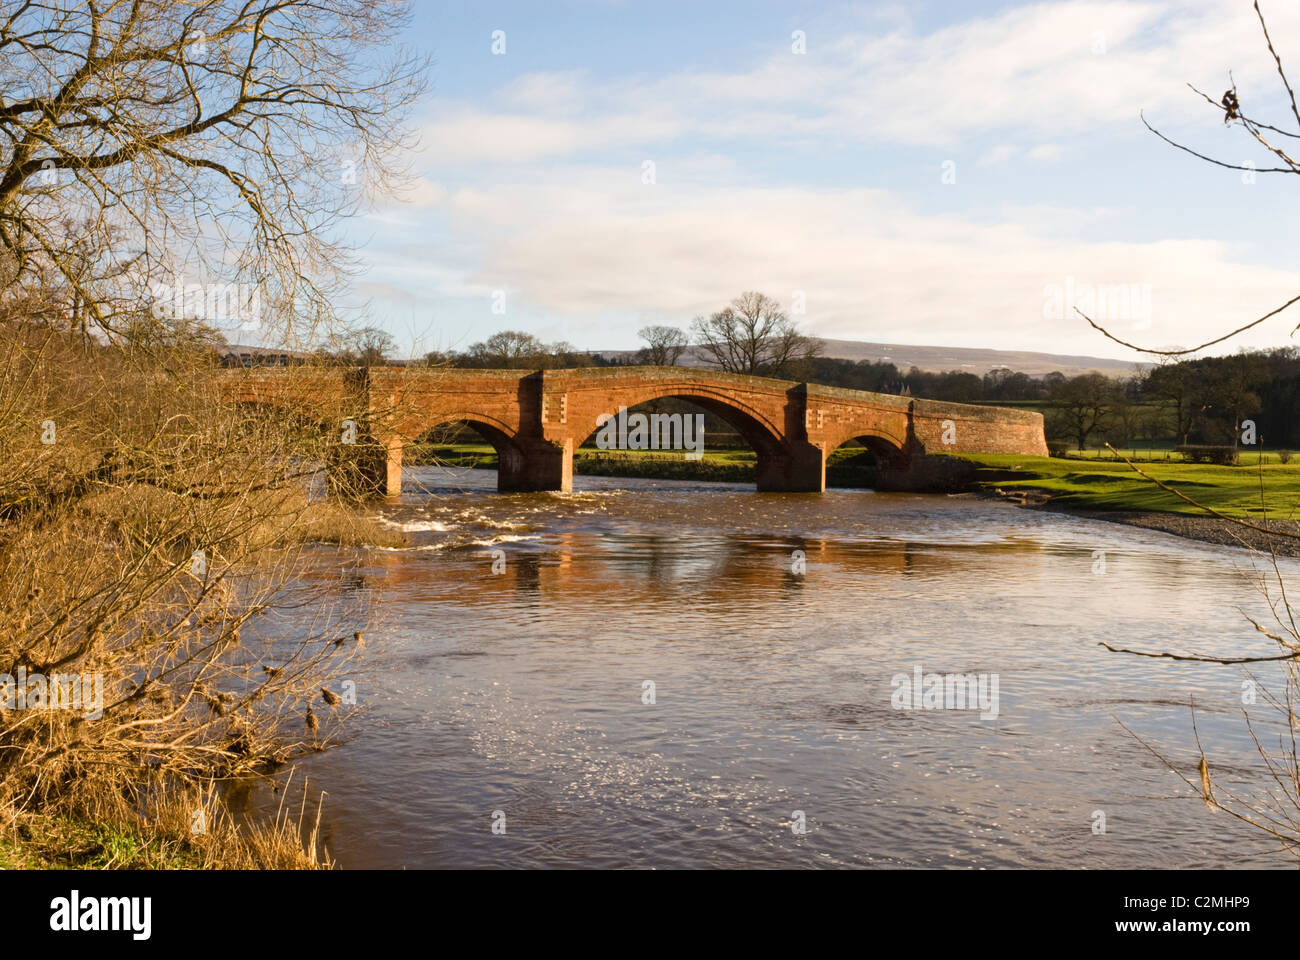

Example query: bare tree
[1147,359,1203,445]
[0,0,427,346]
[464,330,548,368]
[1049,372,1118,450]
[334,325,396,367]
[690,292,820,378]
[636,324,688,366]
[457,330,589,369]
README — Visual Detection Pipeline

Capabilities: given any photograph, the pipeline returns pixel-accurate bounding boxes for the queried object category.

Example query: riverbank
[1048,507,1300,556]
[0,785,332,869]
[958,453,1300,556]
[969,489,1300,556]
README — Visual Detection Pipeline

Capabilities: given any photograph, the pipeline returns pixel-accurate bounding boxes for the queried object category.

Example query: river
[268,466,1299,868]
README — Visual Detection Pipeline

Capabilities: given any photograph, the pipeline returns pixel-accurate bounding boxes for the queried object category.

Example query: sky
[339,0,1300,363]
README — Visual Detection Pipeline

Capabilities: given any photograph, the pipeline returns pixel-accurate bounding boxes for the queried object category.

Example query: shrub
[0,324,365,843]
[1174,444,1240,465]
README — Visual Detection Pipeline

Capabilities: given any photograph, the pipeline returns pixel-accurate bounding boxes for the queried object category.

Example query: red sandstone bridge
[224,366,1047,495]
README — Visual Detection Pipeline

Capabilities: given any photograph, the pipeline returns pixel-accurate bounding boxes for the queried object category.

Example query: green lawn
[411,443,872,485]
[413,443,864,467]
[955,453,1300,518]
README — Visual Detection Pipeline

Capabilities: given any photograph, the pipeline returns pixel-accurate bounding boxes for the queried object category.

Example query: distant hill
[599,338,1147,378]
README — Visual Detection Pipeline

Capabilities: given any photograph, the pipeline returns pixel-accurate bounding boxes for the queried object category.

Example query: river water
[275,466,1299,868]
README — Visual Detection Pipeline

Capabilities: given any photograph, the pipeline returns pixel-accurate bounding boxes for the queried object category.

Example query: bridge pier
[327,433,402,499]
[498,438,572,493]
[755,443,826,493]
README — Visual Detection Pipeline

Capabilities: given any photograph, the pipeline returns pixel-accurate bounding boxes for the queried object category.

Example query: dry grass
[0,319,384,868]
[0,769,332,869]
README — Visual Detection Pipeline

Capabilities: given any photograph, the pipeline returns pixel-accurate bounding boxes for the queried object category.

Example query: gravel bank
[975,489,1300,557]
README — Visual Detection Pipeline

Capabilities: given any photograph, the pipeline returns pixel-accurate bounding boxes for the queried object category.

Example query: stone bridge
[223,366,1047,495]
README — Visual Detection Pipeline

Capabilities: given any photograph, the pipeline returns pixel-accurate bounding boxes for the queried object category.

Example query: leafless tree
[1048,372,1119,449]
[636,324,688,366]
[690,291,820,378]
[327,324,396,367]
[464,330,549,368]
[0,0,427,346]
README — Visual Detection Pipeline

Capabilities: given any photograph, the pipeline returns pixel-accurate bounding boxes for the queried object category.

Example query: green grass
[416,443,766,483]
[413,443,876,486]
[0,815,207,870]
[954,453,1300,518]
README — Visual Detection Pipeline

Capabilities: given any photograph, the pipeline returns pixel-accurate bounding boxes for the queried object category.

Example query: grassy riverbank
[954,452,1300,555]
[0,777,332,869]
[955,452,1300,518]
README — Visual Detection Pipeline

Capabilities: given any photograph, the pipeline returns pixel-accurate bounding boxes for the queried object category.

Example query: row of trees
[1018,351,1292,450]
[792,351,1298,451]
[423,330,596,369]
[430,292,819,376]
[328,318,1294,452]
[384,291,823,376]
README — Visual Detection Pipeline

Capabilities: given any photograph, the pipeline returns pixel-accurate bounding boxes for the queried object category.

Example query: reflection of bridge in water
[224,366,1047,495]
[357,531,1051,614]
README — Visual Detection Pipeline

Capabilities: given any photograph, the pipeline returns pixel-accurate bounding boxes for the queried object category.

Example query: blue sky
[340,0,1300,361]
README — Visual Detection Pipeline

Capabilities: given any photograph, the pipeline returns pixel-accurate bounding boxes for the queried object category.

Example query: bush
[0,323,365,848]
[1175,444,1240,465]
[1279,450,1294,464]
[1047,441,1071,458]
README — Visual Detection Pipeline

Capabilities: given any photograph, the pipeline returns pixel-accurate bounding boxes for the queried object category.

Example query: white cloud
[979,144,1018,166]
[384,168,1297,357]
[419,0,1300,163]
[362,1,1300,358]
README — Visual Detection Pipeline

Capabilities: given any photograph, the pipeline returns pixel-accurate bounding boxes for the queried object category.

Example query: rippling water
[266,466,1300,868]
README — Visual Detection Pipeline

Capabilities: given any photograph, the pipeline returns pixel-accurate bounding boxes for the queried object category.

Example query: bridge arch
[827,430,908,463]
[409,412,519,450]
[823,431,911,489]
[572,384,787,459]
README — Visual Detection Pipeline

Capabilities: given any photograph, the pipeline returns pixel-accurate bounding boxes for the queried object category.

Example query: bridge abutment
[873,453,978,492]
